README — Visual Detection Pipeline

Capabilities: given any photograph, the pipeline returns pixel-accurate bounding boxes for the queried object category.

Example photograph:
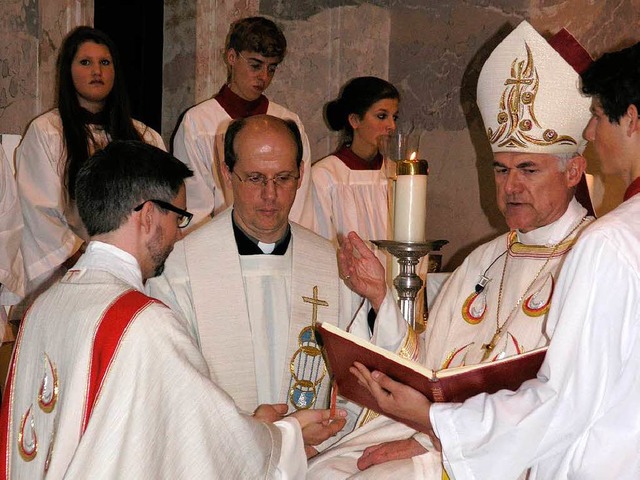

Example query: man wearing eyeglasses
[149,115,408,454]
[173,16,314,229]
[1,140,351,478]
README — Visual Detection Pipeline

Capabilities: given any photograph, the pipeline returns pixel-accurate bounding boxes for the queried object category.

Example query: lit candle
[393,154,428,242]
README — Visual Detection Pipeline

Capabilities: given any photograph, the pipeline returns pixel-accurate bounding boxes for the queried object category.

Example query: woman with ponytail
[311,76,399,256]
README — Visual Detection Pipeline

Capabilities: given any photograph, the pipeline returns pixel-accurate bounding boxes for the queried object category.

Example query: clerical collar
[80,107,107,126]
[232,213,291,255]
[334,145,383,171]
[516,197,586,247]
[623,176,640,201]
[214,84,270,119]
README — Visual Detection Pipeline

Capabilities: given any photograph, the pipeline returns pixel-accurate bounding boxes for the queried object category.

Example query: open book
[316,322,546,430]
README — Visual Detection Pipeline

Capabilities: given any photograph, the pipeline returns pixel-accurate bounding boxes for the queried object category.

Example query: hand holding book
[350,361,439,445]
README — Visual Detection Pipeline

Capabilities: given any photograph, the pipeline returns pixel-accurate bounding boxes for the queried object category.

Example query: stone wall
[0,0,92,136]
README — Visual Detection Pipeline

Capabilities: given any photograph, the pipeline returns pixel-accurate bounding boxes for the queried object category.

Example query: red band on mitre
[548,28,593,74]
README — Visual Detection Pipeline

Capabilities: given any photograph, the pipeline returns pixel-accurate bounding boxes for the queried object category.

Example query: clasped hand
[253,403,347,458]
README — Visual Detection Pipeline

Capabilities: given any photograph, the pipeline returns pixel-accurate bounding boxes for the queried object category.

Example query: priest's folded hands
[253,402,348,458]
[350,361,442,452]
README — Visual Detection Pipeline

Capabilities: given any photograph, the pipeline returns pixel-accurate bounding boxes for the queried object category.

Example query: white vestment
[0,241,309,479]
[0,145,24,306]
[311,155,390,255]
[172,96,314,228]
[432,193,640,479]
[147,209,407,446]
[16,109,165,299]
[307,198,591,479]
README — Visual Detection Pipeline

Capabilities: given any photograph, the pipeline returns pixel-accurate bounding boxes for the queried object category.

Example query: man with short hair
[149,115,407,452]
[0,140,346,478]
[174,16,313,227]
[353,40,640,479]
[307,20,595,478]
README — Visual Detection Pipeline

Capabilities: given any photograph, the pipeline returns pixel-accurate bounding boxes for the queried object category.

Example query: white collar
[74,241,145,292]
[516,197,588,246]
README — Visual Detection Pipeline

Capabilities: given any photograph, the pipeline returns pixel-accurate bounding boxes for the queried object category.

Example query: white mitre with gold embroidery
[477,20,592,154]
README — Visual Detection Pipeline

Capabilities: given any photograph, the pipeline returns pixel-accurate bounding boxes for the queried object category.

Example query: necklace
[480,216,587,361]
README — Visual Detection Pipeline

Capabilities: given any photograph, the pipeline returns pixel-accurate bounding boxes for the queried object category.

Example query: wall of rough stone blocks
[2,0,639,269]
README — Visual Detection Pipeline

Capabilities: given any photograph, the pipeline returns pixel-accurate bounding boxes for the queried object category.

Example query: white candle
[393,159,428,242]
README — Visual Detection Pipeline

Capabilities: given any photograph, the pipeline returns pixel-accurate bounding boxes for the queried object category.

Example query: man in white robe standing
[352,40,640,480]
[173,16,313,227]
[0,140,348,479]
[149,115,409,455]
[307,20,596,479]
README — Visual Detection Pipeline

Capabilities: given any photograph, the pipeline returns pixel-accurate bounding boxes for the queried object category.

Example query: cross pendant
[481,330,502,361]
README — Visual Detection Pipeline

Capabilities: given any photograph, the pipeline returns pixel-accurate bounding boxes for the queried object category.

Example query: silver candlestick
[372,239,448,329]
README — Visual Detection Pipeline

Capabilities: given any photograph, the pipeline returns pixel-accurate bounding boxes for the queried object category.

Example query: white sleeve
[310,160,339,242]
[273,417,309,479]
[16,119,82,283]
[287,114,315,229]
[172,112,223,225]
[0,147,24,302]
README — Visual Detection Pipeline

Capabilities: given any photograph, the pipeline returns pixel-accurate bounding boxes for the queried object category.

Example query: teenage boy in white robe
[307,20,596,479]
[353,40,640,480]
[149,115,408,455]
[173,16,313,227]
[0,140,347,479]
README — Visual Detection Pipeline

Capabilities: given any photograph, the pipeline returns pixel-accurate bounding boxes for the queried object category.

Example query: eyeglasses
[238,52,279,76]
[133,199,193,229]
[232,170,300,190]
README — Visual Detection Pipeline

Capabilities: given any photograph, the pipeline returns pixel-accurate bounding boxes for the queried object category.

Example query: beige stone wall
[0,0,92,137]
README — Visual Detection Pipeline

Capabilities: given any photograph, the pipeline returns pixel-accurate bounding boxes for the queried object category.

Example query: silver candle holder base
[372,239,448,329]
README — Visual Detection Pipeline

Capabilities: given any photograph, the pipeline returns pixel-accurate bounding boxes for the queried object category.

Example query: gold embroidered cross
[302,286,329,327]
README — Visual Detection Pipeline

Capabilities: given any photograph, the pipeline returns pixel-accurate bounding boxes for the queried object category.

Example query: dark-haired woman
[311,76,398,258]
[17,26,164,298]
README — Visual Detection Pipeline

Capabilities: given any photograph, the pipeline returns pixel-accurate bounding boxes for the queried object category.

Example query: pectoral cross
[481,329,503,362]
[302,286,329,327]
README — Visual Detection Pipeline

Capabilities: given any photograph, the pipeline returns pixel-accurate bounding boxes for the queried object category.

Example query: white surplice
[307,198,592,479]
[173,96,314,228]
[147,209,407,447]
[311,155,390,254]
[0,241,308,479]
[0,145,24,306]
[432,194,640,479]
[16,109,165,299]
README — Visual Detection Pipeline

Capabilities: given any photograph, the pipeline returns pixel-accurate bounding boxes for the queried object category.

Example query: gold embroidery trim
[487,42,578,150]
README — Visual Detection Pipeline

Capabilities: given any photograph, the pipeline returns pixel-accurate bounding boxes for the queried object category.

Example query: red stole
[214,84,269,119]
[623,177,640,201]
[334,145,383,171]
[83,290,160,432]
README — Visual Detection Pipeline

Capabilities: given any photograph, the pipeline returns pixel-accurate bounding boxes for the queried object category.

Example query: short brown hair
[225,16,287,59]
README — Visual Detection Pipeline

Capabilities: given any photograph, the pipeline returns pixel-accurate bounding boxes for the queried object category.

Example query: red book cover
[316,322,546,432]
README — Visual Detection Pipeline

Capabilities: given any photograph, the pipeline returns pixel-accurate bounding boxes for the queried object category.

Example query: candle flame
[409,151,417,161]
